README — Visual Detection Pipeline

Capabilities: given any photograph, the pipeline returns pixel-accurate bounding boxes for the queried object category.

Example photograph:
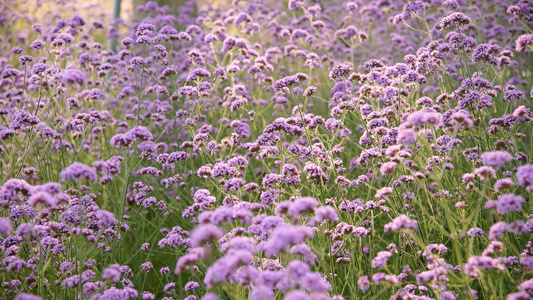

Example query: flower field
[1,0,533,299]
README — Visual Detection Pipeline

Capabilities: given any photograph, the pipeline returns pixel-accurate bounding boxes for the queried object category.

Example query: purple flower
[102,264,121,282]
[260,189,281,206]
[467,228,484,237]
[516,34,533,52]
[287,197,319,219]
[474,166,496,180]
[329,62,353,80]
[223,178,246,192]
[204,250,252,288]
[141,262,153,272]
[393,1,429,23]
[300,272,331,292]
[375,187,393,199]
[32,63,48,75]
[0,217,12,236]
[358,276,370,292]
[504,88,525,102]
[201,294,219,300]
[507,291,531,300]
[14,294,42,300]
[494,178,514,192]
[380,162,397,175]
[60,162,97,182]
[443,0,459,8]
[185,281,200,291]
[481,151,512,169]
[164,282,176,294]
[437,13,471,30]
[273,74,308,91]
[384,215,418,232]
[371,251,392,268]
[190,225,224,247]
[288,0,304,11]
[406,111,441,127]
[30,39,45,49]
[496,194,524,214]
[93,287,138,299]
[397,127,416,145]
[516,164,533,190]
[488,221,507,240]
[315,206,338,222]
[60,69,86,85]
[464,256,505,277]
[96,210,116,227]
[262,225,314,256]
[28,191,57,207]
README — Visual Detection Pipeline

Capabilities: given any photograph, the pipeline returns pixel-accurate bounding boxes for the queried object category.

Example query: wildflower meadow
[1,0,533,299]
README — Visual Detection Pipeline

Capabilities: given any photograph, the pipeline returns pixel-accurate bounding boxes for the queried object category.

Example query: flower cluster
[0,0,532,299]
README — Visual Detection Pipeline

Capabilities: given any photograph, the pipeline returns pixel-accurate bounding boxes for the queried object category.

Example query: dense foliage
[1,0,533,299]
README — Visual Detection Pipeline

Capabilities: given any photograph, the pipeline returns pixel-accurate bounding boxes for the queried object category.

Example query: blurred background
[2,0,224,23]
[1,0,208,54]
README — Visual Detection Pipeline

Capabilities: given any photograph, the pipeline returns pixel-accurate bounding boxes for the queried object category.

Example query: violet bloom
[516,164,533,190]
[329,62,353,80]
[494,178,514,192]
[516,34,533,52]
[496,194,524,215]
[358,276,370,292]
[517,278,533,294]
[184,281,200,291]
[190,225,224,247]
[371,251,392,268]
[14,294,42,300]
[393,1,429,23]
[481,151,512,169]
[488,222,507,240]
[93,287,138,299]
[288,0,304,11]
[164,282,176,294]
[397,127,415,145]
[30,39,45,49]
[384,215,418,232]
[315,206,339,222]
[60,69,86,85]
[287,197,319,219]
[507,291,531,300]
[443,0,459,8]
[436,12,471,31]
[60,162,97,182]
[0,217,12,236]
[204,250,253,288]
[262,225,314,256]
[283,290,308,299]
[202,294,219,300]
[102,264,121,282]
[28,191,57,207]
[96,210,116,227]
[300,272,331,292]
[464,256,505,277]
[32,63,48,75]
[380,162,397,175]
[141,262,153,272]
[287,260,310,279]
[405,111,441,127]
[473,166,496,180]
[467,228,484,237]
[375,187,393,198]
